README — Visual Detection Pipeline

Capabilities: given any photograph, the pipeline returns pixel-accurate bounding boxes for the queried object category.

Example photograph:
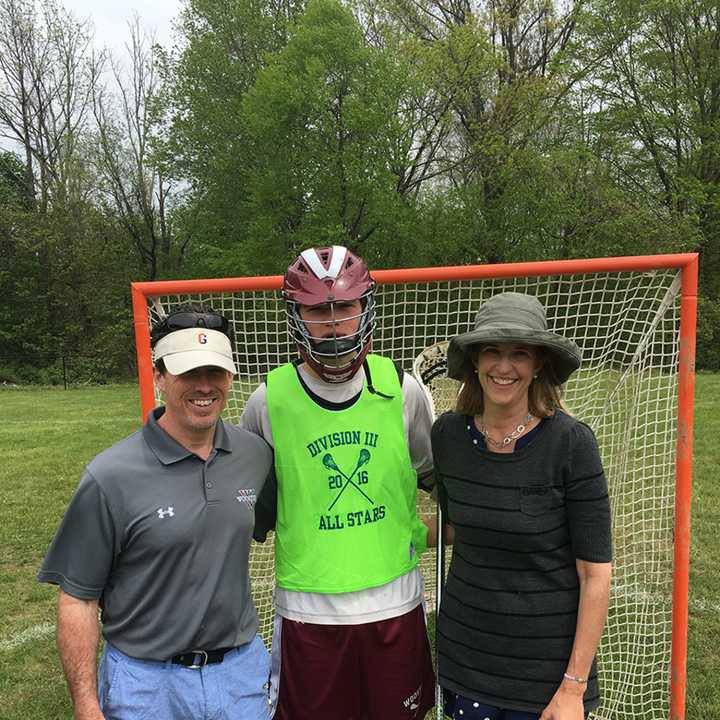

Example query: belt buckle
[188,649,208,669]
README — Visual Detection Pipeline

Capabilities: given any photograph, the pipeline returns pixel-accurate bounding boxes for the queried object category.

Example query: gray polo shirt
[38,408,273,661]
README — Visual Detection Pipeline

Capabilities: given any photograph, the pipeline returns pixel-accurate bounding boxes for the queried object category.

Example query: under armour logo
[157,506,175,519]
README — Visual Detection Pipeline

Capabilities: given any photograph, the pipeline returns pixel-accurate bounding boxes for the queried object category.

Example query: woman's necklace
[478,412,535,448]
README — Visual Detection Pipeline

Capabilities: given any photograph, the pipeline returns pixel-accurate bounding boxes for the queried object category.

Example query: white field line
[687,597,720,613]
[0,622,54,651]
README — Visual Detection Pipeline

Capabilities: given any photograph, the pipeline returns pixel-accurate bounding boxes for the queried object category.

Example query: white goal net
[134,257,695,720]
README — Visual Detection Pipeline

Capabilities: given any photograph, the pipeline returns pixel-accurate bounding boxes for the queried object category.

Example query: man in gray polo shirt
[39,308,273,720]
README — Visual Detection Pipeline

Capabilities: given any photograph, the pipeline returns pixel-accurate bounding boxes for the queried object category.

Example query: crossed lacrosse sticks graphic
[324,449,374,511]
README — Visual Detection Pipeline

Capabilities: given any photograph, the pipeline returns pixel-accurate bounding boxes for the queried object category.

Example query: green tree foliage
[347,0,705,289]
[2,0,719,379]
[153,0,307,277]
[0,154,139,383]
[0,3,145,382]
[91,19,177,281]
[577,0,719,364]
[239,0,418,268]
[0,151,29,367]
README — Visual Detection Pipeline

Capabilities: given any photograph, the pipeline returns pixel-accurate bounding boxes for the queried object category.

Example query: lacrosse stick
[412,340,459,720]
[324,449,373,510]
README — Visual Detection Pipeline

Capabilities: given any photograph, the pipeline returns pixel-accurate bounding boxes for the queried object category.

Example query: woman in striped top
[432,292,612,720]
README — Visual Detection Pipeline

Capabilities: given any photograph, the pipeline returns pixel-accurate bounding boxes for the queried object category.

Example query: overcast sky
[0,1,184,152]
[63,0,184,56]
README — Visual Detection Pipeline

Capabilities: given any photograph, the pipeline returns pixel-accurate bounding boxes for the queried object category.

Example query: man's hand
[539,680,585,720]
[422,515,454,548]
[72,704,105,720]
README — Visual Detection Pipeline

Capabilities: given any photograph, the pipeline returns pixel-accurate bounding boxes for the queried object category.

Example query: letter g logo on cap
[198,332,208,344]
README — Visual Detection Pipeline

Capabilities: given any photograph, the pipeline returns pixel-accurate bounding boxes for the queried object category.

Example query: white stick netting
[144,267,682,720]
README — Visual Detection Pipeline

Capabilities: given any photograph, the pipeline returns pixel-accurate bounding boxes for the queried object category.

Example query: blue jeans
[98,635,271,720]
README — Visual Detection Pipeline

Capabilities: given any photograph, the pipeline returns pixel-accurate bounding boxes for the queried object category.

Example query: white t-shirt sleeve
[401,372,434,487]
[239,383,275,447]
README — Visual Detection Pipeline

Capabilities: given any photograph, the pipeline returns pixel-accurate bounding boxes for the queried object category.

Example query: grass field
[0,378,718,719]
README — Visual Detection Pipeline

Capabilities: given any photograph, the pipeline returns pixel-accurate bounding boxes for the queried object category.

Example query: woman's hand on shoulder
[539,680,585,720]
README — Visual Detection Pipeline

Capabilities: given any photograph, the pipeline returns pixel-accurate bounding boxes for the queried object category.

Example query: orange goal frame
[131,252,698,720]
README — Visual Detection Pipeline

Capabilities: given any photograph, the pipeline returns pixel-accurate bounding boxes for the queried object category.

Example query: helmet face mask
[283,246,376,383]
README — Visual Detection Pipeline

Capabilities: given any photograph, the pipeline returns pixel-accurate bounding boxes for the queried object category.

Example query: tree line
[1,0,718,383]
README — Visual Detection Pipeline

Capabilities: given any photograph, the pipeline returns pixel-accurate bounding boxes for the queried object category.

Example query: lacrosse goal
[131,253,697,720]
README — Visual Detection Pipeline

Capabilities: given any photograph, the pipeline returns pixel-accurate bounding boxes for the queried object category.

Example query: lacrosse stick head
[357,448,371,466]
[322,453,340,472]
[412,340,460,418]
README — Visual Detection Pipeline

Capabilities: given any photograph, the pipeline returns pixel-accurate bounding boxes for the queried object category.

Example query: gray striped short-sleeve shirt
[432,410,612,715]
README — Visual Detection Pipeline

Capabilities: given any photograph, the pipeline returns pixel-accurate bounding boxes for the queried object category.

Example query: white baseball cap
[153,327,237,375]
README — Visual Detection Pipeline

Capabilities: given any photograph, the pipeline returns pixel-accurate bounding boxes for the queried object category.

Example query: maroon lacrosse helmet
[283,245,376,383]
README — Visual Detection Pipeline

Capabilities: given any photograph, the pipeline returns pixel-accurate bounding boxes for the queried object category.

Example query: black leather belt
[171,646,236,668]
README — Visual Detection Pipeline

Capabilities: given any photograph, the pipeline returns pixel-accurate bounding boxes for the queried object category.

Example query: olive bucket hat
[447,292,582,383]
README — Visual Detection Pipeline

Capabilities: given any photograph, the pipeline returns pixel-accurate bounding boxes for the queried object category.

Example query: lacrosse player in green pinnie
[241,246,437,720]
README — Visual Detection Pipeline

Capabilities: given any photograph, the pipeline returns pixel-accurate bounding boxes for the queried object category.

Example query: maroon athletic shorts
[269,603,436,720]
